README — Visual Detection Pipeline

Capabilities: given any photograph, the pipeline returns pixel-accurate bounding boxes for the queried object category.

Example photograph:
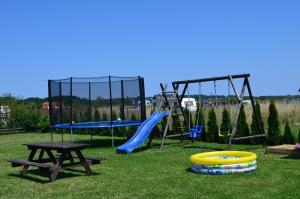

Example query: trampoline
[52,120,142,129]
[48,76,146,146]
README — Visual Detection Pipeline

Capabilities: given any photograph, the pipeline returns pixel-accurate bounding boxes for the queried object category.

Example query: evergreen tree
[151,109,161,139]
[195,102,206,141]
[128,113,138,138]
[111,110,118,120]
[102,112,108,121]
[220,107,232,136]
[84,108,91,121]
[236,104,250,144]
[161,115,168,135]
[184,107,193,128]
[79,111,84,122]
[94,109,100,121]
[72,112,78,123]
[172,108,181,135]
[111,110,120,136]
[267,101,281,145]
[207,107,219,143]
[63,113,70,123]
[93,109,101,134]
[282,121,295,144]
[102,112,110,136]
[251,101,264,141]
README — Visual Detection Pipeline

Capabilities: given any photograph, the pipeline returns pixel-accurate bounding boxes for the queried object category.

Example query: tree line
[166,101,299,145]
[1,93,299,145]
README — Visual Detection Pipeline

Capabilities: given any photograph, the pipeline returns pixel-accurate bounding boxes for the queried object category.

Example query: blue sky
[0,0,299,98]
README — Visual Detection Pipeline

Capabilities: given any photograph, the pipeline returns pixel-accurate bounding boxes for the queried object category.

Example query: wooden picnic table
[9,142,102,182]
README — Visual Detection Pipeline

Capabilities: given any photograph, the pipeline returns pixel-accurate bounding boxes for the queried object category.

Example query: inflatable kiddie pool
[190,151,257,175]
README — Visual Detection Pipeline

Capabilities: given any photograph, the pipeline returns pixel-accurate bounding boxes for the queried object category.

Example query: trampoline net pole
[111,128,114,148]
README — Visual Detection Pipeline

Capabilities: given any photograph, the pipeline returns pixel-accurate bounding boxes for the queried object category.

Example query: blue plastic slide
[116,111,168,154]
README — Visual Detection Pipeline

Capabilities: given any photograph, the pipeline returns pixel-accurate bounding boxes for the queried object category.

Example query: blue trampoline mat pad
[51,120,142,129]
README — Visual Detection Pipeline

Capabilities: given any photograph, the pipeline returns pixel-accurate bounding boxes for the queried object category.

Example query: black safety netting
[48,76,146,126]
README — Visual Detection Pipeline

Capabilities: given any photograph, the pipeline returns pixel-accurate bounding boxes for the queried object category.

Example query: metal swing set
[158,73,266,149]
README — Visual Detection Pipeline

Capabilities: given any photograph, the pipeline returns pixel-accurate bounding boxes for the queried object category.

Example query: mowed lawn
[0,132,299,199]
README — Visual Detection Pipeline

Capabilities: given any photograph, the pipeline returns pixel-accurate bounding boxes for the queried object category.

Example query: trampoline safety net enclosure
[48,76,146,129]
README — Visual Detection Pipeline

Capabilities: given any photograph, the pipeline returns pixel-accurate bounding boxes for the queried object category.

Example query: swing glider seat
[166,133,189,138]
[189,125,204,138]
[231,134,266,141]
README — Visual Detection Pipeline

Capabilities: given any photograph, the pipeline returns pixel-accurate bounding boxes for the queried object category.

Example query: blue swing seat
[189,125,204,138]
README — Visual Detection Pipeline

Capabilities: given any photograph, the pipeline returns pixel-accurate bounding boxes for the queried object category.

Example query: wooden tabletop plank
[25,142,90,150]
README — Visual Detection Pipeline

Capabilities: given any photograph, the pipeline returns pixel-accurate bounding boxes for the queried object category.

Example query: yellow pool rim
[190,151,257,165]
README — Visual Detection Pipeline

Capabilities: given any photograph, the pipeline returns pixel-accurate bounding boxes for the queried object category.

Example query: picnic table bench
[9,142,103,182]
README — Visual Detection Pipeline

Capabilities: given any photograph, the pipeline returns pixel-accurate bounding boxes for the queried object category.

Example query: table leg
[38,149,45,161]
[67,151,74,163]
[74,150,93,176]
[46,149,57,164]
[21,149,37,175]
[50,151,67,182]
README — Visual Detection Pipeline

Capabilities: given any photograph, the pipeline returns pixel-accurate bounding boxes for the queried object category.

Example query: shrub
[235,104,250,144]
[79,111,84,122]
[128,113,138,138]
[37,114,50,132]
[251,101,264,134]
[94,109,100,121]
[207,107,219,143]
[172,108,181,135]
[251,101,264,144]
[111,110,120,136]
[267,101,281,145]
[282,121,295,144]
[184,107,193,128]
[83,108,91,121]
[9,104,41,131]
[101,112,110,136]
[93,109,101,135]
[298,129,300,143]
[151,109,161,139]
[220,107,232,136]
[195,103,207,141]
[72,112,79,123]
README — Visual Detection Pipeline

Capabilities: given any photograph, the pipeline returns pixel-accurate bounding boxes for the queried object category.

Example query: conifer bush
[251,101,264,144]
[102,112,110,136]
[267,101,281,145]
[220,107,232,136]
[207,107,219,143]
[172,108,181,135]
[184,107,193,128]
[151,109,161,139]
[128,113,138,138]
[195,103,207,141]
[93,109,101,135]
[282,121,295,144]
[235,104,250,144]
[94,109,100,121]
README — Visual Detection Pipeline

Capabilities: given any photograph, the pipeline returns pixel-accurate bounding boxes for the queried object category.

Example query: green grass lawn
[0,132,299,199]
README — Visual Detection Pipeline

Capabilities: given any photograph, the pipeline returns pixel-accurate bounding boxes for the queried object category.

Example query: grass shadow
[9,173,49,184]
[182,142,264,151]
[8,168,99,183]
[280,150,300,159]
[185,167,194,174]
[182,145,226,151]
[73,138,127,149]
